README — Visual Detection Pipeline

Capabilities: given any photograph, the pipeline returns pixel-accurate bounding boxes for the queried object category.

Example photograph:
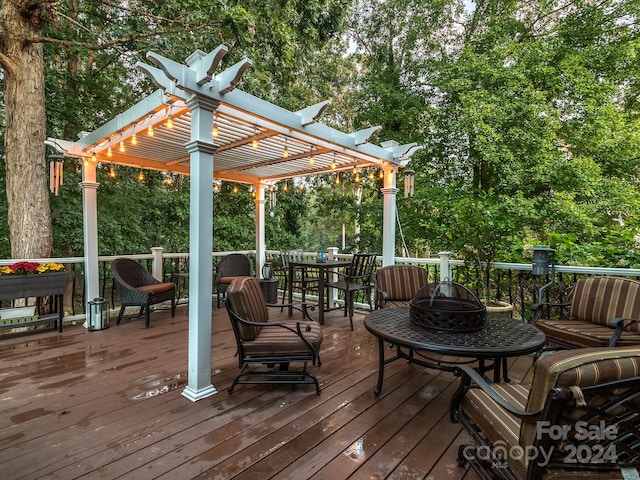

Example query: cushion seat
[137,282,175,295]
[536,319,640,347]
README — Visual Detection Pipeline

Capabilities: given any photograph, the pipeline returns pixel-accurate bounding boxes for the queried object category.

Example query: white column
[182,96,218,402]
[255,183,266,278]
[439,251,453,282]
[381,166,398,267]
[81,162,99,321]
[151,246,164,281]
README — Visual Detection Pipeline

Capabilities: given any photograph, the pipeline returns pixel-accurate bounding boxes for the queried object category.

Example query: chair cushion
[242,321,323,356]
[137,282,175,295]
[384,300,411,308]
[521,347,640,447]
[376,265,428,302]
[569,276,640,329]
[227,277,269,340]
[220,275,248,285]
[536,319,640,347]
[460,383,530,479]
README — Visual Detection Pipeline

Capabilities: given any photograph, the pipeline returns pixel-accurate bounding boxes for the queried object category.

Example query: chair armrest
[450,365,541,423]
[608,317,640,346]
[530,301,572,324]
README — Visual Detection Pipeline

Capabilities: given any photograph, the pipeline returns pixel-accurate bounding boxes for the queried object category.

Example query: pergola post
[182,96,218,402]
[255,183,266,277]
[81,162,100,320]
[381,166,398,267]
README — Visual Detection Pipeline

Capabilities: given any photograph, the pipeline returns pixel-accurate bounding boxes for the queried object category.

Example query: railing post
[439,251,452,282]
[327,247,339,306]
[151,247,164,281]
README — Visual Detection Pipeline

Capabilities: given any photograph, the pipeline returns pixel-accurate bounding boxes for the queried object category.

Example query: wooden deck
[0,302,536,479]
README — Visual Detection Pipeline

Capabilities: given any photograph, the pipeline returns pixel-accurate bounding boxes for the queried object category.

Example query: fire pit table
[364,307,545,395]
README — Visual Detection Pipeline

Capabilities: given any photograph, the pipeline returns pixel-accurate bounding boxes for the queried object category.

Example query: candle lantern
[87,297,110,331]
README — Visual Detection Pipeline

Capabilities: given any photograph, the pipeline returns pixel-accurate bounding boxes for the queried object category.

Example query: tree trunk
[0,1,53,259]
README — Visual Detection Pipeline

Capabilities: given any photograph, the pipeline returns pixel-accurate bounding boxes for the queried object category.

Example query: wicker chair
[215,253,254,308]
[326,252,378,330]
[111,258,176,328]
[451,346,640,479]
[374,264,428,309]
[225,276,323,394]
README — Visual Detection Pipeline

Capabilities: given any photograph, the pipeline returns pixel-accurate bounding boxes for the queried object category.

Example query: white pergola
[50,45,421,401]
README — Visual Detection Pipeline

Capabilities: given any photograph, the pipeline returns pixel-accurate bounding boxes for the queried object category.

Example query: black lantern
[87,297,110,331]
[532,246,556,304]
[532,245,556,277]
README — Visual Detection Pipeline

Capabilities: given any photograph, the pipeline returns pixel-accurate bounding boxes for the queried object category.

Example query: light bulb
[212,124,219,137]
[119,140,125,153]
[137,169,145,182]
[131,131,138,145]
[107,145,112,158]
[166,115,173,129]
[147,124,154,137]
[252,138,258,149]
[108,166,117,179]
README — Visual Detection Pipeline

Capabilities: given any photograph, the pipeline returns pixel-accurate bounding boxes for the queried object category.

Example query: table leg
[374,337,385,396]
[317,267,325,325]
[287,263,293,317]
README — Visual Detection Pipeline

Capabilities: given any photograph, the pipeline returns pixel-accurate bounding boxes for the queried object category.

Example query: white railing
[3,247,640,324]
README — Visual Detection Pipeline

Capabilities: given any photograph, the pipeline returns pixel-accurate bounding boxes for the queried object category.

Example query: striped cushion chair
[451,346,640,480]
[225,276,323,395]
[375,265,428,309]
[531,276,640,349]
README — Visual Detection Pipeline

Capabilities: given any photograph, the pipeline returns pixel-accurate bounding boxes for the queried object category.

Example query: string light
[308,146,314,165]
[106,140,113,158]
[166,106,174,129]
[131,125,138,146]
[91,150,97,163]
[251,127,258,149]
[137,169,145,182]
[282,138,289,158]
[352,165,358,175]
[331,153,337,170]
[232,185,238,194]
[147,115,154,137]
[212,113,219,138]
[335,174,340,185]
[108,165,117,179]
[379,168,384,179]
[163,174,174,187]
[119,138,125,153]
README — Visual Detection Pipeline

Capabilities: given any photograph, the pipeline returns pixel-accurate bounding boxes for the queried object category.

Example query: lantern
[87,297,110,331]
[262,262,273,280]
[532,246,555,277]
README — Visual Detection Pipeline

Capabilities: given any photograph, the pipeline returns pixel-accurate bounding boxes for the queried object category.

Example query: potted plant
[424,190,522,310]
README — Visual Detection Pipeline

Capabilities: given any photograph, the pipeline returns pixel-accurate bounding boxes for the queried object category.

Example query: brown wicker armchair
[111,258,176,328]
[225,276,323,394]
[215,253,254,308]
[451,346,640,479]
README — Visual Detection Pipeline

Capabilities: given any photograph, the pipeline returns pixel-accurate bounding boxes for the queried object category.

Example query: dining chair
[278,249,319,310]
[327,252,378,329]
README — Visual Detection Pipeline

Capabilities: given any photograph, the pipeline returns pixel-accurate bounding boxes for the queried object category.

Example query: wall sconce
[532,245,556,303]
[87,297,110,331]
[404,169,415,198]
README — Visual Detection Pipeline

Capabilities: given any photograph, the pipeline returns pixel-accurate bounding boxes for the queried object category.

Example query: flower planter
[0,272,66,333]
[0,272,66,301]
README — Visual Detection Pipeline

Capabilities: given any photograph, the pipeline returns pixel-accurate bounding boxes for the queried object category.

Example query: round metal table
[364,307,545,395]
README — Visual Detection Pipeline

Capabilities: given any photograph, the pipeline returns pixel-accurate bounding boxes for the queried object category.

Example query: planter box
[0,272,66,333]
[0,272,66,301]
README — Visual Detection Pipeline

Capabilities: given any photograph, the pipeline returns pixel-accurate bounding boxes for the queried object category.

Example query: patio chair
[530,276,640,349]
[111,258,176,328]
[326,252,378,330]
[215,253,254,308]
[278,249,319,310]
[225,276,323,394]
[451,346,640,480]
[374,264,428,309]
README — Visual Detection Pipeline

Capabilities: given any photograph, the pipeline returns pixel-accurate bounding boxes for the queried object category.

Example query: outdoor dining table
[287,259,351,325]
[364,307,546,395]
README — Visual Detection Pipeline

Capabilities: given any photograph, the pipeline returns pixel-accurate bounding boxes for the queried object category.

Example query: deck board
[0,302,536,479]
